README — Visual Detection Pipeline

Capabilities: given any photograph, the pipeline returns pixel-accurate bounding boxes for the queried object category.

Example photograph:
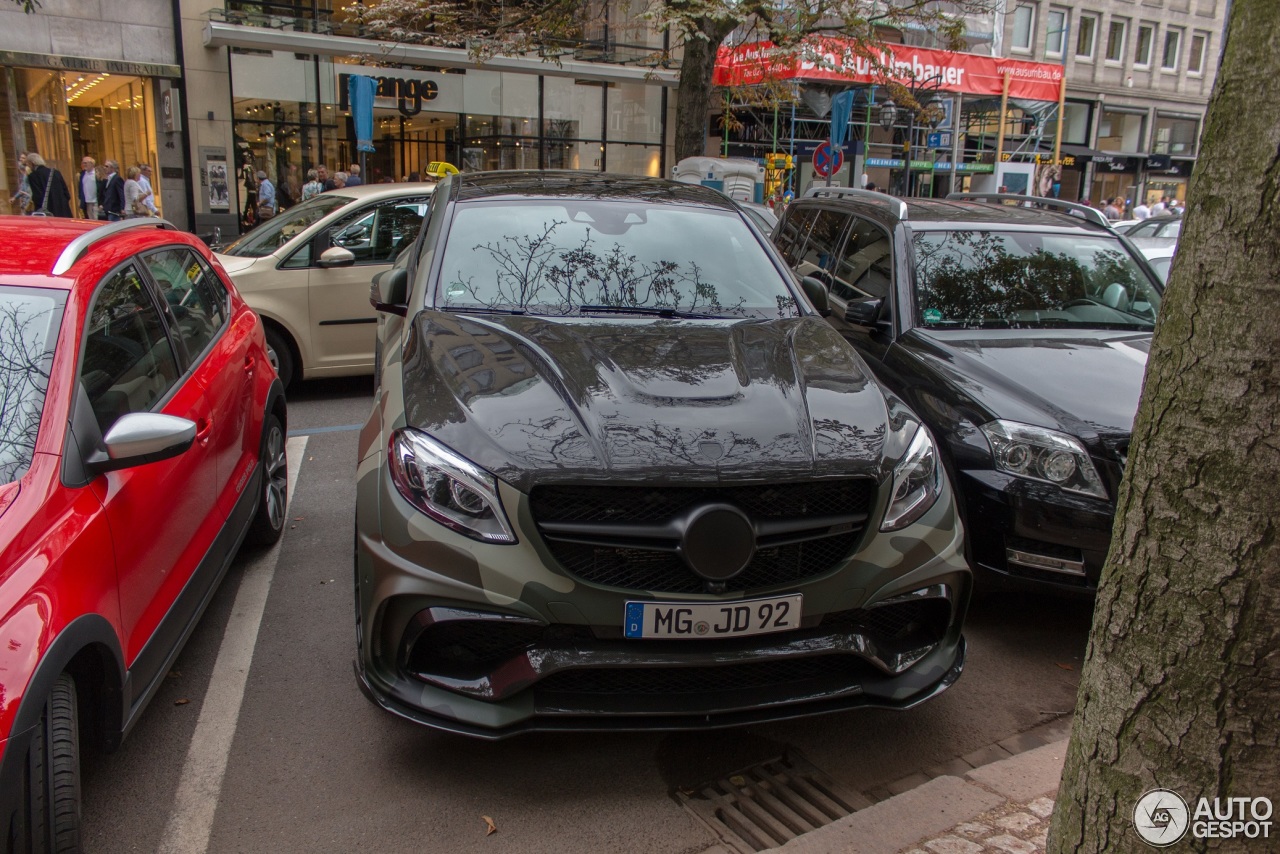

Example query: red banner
[714,38,1065,103]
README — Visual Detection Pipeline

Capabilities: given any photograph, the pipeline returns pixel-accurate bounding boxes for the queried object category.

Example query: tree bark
[1048,2,1280,851]
[672,19,736,163]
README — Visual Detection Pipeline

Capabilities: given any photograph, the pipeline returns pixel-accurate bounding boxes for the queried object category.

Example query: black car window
[794,209,852,287]
[80,265,181,434]
[142,247,226,363]
[0,286,64,484]
[774,205,819,265]
[436,200,800,319]
[912,230,1162,330]
[834,217,893,300]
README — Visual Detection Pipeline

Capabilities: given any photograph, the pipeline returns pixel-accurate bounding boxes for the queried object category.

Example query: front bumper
[960,468,1114,594]
[354,451,971,736]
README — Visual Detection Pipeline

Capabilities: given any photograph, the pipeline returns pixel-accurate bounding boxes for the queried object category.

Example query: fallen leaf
[482,816,497,836]
[1055,663,1074,670]
[174,698,190,705]
[290,525,297,530]
[308,456,314,461]
[293,516,305,521]
[167,670,182,679]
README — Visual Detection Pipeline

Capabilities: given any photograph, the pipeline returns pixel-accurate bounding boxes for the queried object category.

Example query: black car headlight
[388,428,517,544]
[979,419,1106,499]
[881,427,942,531]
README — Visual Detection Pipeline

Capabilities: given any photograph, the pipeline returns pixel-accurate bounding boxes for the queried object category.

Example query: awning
[1059,144,1109,162]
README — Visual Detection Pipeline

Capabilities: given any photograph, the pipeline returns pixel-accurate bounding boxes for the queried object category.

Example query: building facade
[999,0,1228,207]
[1,0,189,223]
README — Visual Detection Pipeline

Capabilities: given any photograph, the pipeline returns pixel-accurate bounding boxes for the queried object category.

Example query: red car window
[0,286,64,483]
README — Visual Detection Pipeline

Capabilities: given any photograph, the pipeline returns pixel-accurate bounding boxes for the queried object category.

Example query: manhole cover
[676,752,872,852]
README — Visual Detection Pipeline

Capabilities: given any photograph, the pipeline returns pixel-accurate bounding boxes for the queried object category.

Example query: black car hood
[401,312,894,491]
[900,329,1151,438]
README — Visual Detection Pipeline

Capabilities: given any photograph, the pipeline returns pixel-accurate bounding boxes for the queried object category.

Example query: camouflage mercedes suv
[354,171,971,737]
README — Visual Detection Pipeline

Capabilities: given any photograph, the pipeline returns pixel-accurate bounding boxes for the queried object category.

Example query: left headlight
[979,419,1106,499]
[881,426,942,531]
[387,428,517,544]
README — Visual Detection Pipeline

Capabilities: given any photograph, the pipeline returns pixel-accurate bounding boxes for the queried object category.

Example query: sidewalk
[764,739,1068,854]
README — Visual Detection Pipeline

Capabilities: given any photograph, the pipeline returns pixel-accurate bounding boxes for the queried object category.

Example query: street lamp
[878,99,898,131]
[925,94,947,129]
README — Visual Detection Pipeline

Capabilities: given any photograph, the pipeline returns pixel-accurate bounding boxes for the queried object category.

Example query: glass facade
[2,67,161,216]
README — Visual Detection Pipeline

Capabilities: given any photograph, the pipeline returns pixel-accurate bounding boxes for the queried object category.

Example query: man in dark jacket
[25,154,74,218]
[101,160,125,221]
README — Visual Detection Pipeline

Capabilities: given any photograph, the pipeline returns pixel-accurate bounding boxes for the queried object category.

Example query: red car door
[78,263,219,670]
[140,247,257,521]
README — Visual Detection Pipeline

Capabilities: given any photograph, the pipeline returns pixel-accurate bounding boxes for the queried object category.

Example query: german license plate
[623,595,803,639]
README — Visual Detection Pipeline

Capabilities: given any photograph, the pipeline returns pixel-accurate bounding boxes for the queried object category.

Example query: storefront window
[545,77,604,170]
[608,82,663,144]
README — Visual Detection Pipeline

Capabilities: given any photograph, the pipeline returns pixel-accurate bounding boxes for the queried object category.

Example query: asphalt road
[80,377,1094,854]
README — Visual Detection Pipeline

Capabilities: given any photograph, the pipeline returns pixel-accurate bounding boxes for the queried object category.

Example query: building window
[1076,15,1097,59]
[1012,4,1035,52]
[1153,115,1200,156]
[1188,32,1207,75]
[1106,19,1127,63]
[1162,29,1182,71]
[1046,9,1068,58]
[1134,25,1154,68]
[1097,109,1145,153]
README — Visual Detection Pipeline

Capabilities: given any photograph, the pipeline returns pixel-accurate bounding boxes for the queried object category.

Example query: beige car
[216,183,435,386]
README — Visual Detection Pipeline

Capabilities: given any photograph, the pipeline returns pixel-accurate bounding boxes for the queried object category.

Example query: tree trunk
[1048,2,1280,851]
[673,20,736,163]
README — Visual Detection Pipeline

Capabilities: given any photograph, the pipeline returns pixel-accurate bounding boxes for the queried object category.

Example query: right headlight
[881,426,942,531]
[979,419,1106,499]
[387,428,517,544]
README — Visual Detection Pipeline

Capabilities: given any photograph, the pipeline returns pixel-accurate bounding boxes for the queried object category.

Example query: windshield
[911,230,1162,330]
[221,194,352,258]
[435,200,799,319]
[0,287,64,483]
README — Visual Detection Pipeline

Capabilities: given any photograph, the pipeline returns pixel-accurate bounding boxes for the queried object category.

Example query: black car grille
[821,598,951,645]
[529,481,876,594]
[535,656,872,696]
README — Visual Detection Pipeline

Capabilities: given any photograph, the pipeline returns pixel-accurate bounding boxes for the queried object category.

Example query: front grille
[535,656,870,696]
[405,619,593,678]
[820,598,951,645]
[530,480,876,593]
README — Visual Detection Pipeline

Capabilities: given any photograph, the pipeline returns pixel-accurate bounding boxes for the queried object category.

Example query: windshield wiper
[577,304,721,319]
[437,305,526,315]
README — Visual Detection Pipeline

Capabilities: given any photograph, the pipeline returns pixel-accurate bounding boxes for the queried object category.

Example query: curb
[763,740,1069,853]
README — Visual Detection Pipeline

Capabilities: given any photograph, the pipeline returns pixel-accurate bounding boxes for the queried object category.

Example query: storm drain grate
[676,752,873,852]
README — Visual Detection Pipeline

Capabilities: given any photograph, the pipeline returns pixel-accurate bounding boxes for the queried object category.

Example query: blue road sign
[928,131,953,150]
[813,141,844,178]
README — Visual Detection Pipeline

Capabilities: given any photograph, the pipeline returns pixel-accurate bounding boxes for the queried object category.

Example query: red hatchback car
[0,217,287,850]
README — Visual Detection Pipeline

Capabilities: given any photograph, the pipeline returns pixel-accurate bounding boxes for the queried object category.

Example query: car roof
[0,216,101,278]
[447,170,741,211]
[319,182,438,204]
[792,194,1110,233]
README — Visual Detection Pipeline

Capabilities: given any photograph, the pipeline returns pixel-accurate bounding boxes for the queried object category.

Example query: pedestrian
[10,152,31,213]
[1103,196,1123,220]
[78,155,103,220]
[1167,198,1183,216]
[283,163,302,208]
[864,182,878,192]
[316,164,335,191]
[1150,195,1169,216]
[25,153,74,218]
[301,168,323,201]
[345,164,363,186]
[136,162,159,216]
[332,171,347,190]
[100,160,125,221]
[1133,197,1151,221]
[256,170,276,219]
[124,166,149,218]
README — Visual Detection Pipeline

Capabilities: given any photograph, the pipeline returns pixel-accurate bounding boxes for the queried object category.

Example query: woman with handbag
[25,153,74,218]
[124,166,151,218]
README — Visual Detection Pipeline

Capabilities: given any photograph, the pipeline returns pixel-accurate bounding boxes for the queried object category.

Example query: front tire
[12,673,81,854]
[245,413,287,547]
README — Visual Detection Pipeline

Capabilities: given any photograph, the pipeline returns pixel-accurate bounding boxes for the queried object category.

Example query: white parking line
[156,436,308,854]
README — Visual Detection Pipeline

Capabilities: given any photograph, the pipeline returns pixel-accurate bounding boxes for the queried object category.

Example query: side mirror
[844,298,884,327]
[317,246,356,268]
[88,413,196,474]
[371,267,409,317]
[800,276,832,317]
